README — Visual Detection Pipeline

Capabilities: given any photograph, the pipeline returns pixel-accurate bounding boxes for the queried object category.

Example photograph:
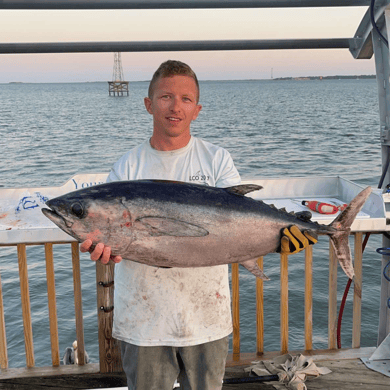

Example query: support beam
[350,0,390,59]
[0,0,372,10]
[0,38,353,55]
[96,261,122,373]
[377,6,390,346]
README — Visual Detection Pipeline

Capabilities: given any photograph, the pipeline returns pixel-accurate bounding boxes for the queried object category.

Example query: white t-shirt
[109,136,241,347]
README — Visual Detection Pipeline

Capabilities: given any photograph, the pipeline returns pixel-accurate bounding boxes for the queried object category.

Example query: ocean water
[0,79,385,368]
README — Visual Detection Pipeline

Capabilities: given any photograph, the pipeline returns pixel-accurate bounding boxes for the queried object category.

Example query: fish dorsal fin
[225,184,262,196]
[137,217,209,237]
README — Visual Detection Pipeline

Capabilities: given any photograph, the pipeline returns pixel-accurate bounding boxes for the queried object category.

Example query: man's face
[144,75,202,141]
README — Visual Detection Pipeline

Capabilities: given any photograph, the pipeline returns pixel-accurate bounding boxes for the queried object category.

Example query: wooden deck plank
[224,359,390,390]
[225,347,376,367]
[303,359,390,389]
[0,371,127,389]
[0,356,388,389]
[0,363,101,380]
[0,347,376,380]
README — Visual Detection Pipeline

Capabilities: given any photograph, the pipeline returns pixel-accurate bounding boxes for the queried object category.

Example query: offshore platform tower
[108,52,129,96]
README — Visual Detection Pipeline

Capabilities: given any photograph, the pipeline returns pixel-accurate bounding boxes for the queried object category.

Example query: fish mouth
[41,207,74,230]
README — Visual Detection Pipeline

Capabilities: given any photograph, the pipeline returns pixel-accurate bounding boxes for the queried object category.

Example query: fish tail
[328,186,372,279]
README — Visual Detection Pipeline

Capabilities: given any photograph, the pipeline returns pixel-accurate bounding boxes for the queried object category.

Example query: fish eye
[71,202,84,218]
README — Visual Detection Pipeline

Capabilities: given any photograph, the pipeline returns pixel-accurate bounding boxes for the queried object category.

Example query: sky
[0,6,377,83]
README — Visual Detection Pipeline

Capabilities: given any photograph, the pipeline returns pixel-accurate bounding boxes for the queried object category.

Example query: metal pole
[0,0,373,10]
[373,7,390,345]
[0,38,353,55]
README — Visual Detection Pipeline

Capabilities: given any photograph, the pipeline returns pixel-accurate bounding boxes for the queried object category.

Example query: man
[81,60,316,390]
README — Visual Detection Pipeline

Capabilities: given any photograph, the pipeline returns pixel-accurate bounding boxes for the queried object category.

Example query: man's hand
[80,239,122,264]
[278,225,318,255]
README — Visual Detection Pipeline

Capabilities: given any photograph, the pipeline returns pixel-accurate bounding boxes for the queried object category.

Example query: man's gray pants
[120,337,229,390]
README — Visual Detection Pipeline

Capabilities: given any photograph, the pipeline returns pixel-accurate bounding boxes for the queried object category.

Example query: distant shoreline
[272,75,376,81]
[5,75,376,84]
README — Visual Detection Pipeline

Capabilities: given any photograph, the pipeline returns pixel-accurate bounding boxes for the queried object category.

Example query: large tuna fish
[41,180,372,280]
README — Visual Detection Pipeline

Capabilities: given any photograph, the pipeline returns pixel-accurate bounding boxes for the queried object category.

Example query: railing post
[231,263,240,361]
[44,243,60,366]
[96,261,122,373]
[71,242,86,365]
[256,257,264,355]
[328,242,338,349]
[305,246,313,351]
[280,253,288,353]
[0,272,8,369]
[352,233,363,348]
[17,243,35,368]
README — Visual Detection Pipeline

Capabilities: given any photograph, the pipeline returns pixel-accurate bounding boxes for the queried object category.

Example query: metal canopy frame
[374,6,390,346]
[0,0,373,10]
[351,0,389,59]
[0,39,354,55]
[0,0,374,54]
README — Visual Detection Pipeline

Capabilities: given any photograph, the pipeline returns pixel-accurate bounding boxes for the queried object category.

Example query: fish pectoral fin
[225,184,262,196]
[240,259,270,280]
[136,217,209,237]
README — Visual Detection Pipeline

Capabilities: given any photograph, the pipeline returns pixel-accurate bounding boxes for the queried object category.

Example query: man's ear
[192,104,202,121]
[144,97,153,114]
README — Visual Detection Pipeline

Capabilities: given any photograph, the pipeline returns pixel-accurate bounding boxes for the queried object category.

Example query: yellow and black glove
[278,225,318,255]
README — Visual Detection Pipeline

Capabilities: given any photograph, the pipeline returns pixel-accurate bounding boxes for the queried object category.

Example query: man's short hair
[148,60,200,102]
